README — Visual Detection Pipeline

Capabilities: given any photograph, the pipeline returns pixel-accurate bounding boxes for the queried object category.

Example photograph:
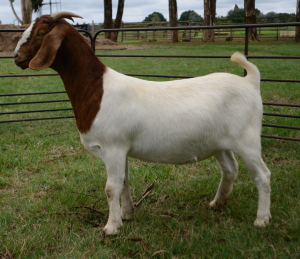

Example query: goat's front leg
[102,149,127,235]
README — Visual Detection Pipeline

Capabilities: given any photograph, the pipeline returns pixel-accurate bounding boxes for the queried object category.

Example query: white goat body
[82,66,260,164]
[80,52,271,235]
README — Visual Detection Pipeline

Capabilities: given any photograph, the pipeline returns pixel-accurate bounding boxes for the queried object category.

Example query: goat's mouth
[14,57,29,69]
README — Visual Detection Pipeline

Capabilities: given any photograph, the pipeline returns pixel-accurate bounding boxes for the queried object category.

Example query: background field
[0,41,299,258]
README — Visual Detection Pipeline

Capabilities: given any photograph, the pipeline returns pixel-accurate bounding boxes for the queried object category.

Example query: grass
[0,41,300,258]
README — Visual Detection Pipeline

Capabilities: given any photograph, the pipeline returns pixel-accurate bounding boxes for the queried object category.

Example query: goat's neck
[50,34,105,133]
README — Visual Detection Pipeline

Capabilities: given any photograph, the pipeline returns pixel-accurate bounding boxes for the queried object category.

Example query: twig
[56,212,103,227]
[75,215,102,227]
[46,149,86,162]
[0,253,10,259]
[133,181,156,207]
[40,131,69,137]
[269,244,276,259]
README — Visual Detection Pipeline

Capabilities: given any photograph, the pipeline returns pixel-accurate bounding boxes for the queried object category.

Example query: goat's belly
[128,142,215,165]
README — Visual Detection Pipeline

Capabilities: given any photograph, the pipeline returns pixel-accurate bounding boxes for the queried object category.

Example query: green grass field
[0,41,299,258]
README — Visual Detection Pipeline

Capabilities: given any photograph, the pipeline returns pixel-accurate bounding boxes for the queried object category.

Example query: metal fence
[0,23,299,141]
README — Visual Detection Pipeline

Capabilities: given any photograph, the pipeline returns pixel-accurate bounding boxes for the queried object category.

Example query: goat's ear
[29,24,67,70]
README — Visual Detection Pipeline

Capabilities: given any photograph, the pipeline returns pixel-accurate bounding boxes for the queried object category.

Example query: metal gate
[0,23,299,141]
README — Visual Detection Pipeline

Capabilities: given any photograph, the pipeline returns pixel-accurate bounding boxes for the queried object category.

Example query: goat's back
[83,68,262,164]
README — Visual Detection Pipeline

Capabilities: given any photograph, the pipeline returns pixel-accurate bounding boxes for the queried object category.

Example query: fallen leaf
[183,232,189,240]
[218,238,226,243]
[128,238,142,242]
[128,238,148,252]
[151,250,168,257]
[25,192,46,197]
[5,247,13,259]
[5,225,16,232]
[141,240,148,252]
[249,186,253,193]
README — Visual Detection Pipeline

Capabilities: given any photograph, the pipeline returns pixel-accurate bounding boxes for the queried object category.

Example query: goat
[14,12,271,235]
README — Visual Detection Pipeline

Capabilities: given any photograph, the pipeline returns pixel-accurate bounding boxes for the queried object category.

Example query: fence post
[244,27,249,77]
[276,27,279,40]
[92,20,95,37]
[121,22,124,43]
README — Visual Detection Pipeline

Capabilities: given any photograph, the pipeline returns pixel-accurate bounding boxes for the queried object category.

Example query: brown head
[14,11,83,70]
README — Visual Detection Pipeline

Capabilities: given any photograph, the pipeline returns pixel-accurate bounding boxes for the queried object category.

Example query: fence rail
[0,23,300,141]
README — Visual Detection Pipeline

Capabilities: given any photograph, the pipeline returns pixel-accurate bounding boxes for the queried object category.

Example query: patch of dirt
[0,24,30,53]
[82,36,145,50]
[0,25,145,54]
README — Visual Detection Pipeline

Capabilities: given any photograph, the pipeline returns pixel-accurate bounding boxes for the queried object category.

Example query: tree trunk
[9,0,23,25]
[111,0,125,42]
[169,0,178,42]
[244,0,259,41]
[296,0,300,42]
[104,0,113,39]
[21,0,33,24]
[203,0,216,42]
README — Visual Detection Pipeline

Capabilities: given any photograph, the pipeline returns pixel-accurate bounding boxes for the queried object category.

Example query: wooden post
[121,22,124,43]
[189,21,191,41]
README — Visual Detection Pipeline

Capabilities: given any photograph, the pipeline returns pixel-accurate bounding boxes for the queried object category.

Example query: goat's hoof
[254,217,269,227]
[121,207,134,221]
[209,199,226,210]
[103,225,121,236]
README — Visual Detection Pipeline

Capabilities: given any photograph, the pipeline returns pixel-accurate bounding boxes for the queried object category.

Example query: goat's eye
[36,33,45,38]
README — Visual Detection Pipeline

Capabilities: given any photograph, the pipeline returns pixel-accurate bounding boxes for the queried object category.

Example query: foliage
[262,12,296,23]
[10,0,43,12]
[227,4,245,23]
[226,4,262,23]
[143,12,167,22]
[179,10,203,21]
[32,0,43,12]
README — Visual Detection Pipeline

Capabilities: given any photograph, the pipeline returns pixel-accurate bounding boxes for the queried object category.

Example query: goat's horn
[51,11,83,22]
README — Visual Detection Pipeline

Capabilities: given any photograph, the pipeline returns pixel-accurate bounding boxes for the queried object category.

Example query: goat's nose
[14,53,18,59]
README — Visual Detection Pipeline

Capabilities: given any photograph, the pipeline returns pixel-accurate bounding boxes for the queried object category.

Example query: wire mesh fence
[0,23,299,141]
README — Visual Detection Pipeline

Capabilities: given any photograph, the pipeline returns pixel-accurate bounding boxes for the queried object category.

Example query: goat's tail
[231,52,260,90]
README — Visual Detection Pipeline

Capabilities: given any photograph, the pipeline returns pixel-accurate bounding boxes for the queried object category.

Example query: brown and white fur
[14,12,271,235]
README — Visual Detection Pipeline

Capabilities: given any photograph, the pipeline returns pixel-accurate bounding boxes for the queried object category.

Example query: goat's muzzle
[14,55,29,70]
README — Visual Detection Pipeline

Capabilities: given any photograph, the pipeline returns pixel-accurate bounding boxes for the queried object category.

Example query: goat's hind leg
[209,150,239,210]
[235,136,271,227]
[121,158,134,220]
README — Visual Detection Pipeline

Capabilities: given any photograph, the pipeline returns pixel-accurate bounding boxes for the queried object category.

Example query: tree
[169,0,178,42]
[297,0,300,42]
[244,0,259,41]
[143,12,167,22]
[264,11,277,23]
[9,0,43,25]
[203,0,216,42]
[103,0,125,42]
[111,0,125,42]
[179,10,203,21]
[227,4,245,23]
[103,0,113,39]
